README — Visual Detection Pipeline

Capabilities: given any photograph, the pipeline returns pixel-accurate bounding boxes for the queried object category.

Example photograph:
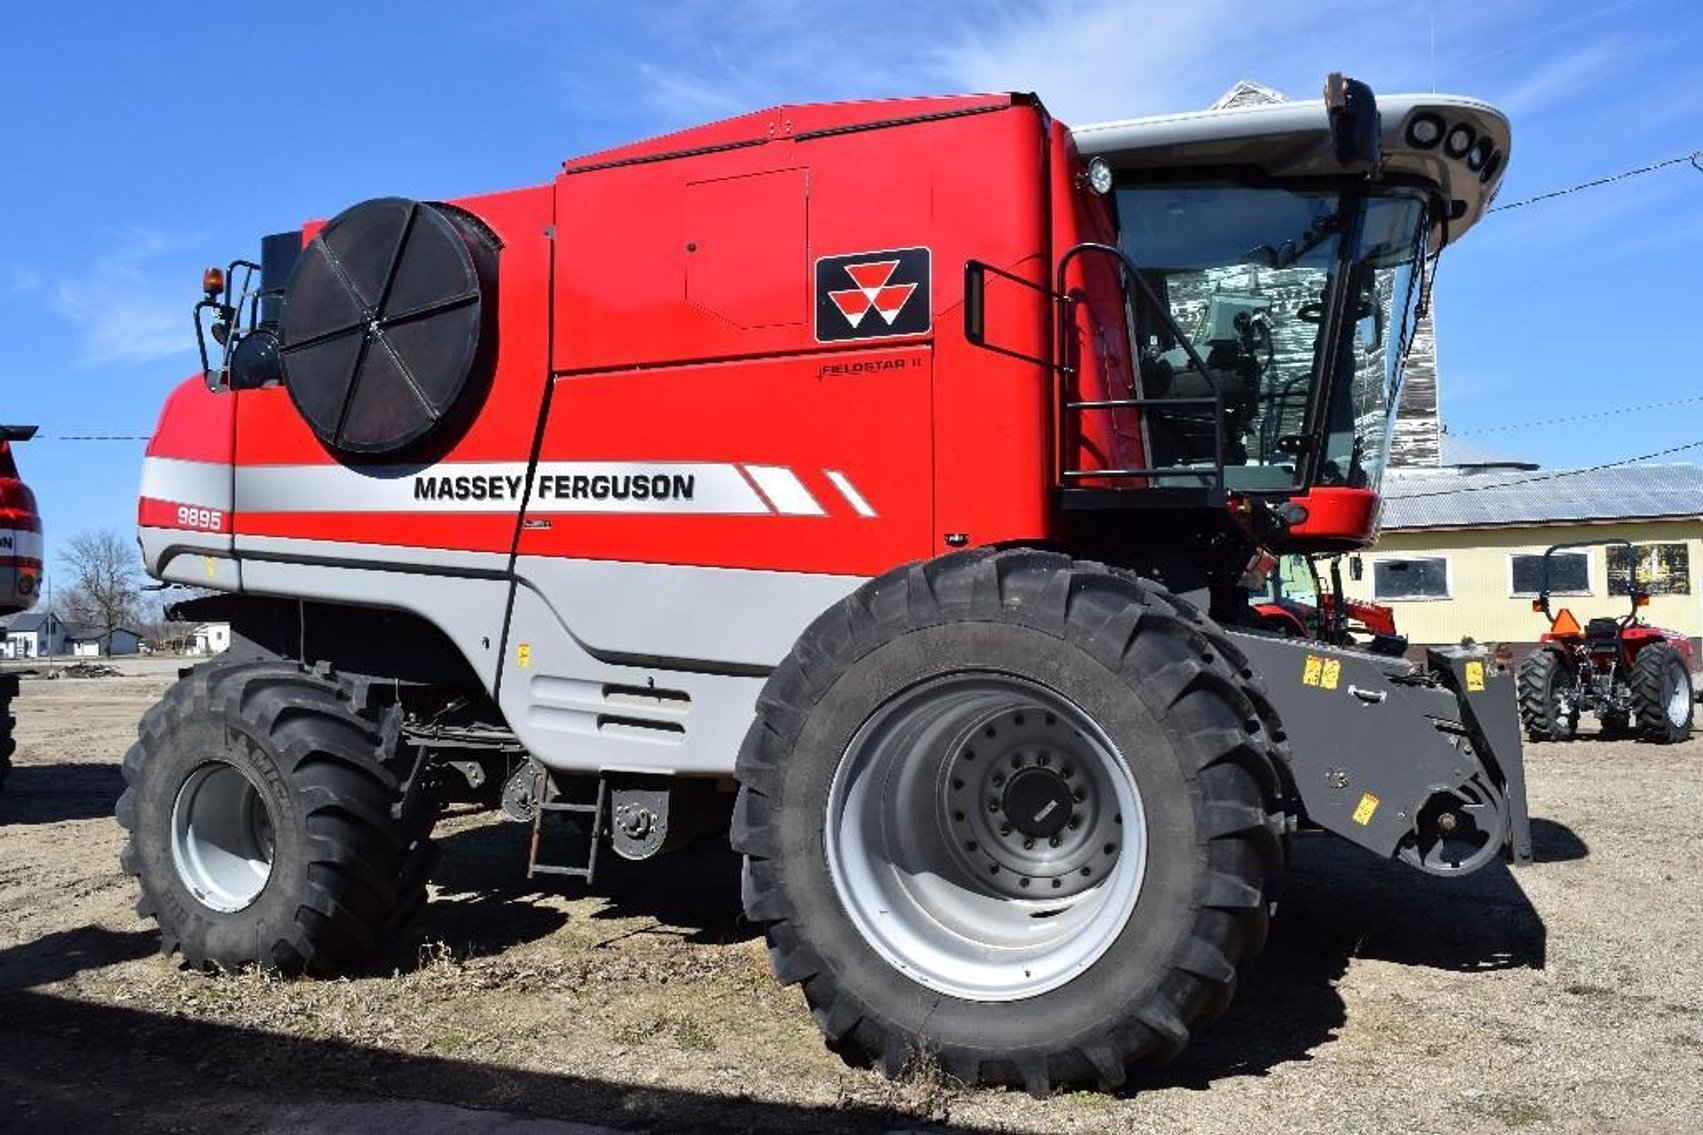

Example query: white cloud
[927,0,1260,123]
[49,227,194,368]
[1491,37,1628,118]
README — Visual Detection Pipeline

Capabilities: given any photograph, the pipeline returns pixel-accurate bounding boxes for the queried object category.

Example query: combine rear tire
[733,549,1286,1095]
[1631,642,1694,744]
[1517,648,1577,741]
[116,660,436,973]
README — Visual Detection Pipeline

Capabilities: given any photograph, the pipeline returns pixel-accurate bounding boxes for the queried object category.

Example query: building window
[1608,543,1692,596]
[1510,551,1590,597]
[1372,557,1450,600]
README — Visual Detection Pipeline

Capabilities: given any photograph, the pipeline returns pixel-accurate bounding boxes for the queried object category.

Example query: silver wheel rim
[1669,665,1692,727]
[825,673,1147,1002]
[170,760,276,913]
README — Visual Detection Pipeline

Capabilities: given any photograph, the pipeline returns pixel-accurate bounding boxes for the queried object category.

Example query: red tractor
[1518,539,1696,743]
[121,78,1528,1092]
[1253,553,1407,656]
[0,424,44,786]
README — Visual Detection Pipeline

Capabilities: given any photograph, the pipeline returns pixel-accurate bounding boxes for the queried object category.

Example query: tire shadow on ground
[0,985,994,1135]
[1142,826,1557,1091]
[0,762,126,825]
[0,925,158,991]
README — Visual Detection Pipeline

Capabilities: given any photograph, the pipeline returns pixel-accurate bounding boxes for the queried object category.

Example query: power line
[36,435,151,441]
[1488,149,1703,213]
[1453,392,1703,435]
[1388,437,1703,500]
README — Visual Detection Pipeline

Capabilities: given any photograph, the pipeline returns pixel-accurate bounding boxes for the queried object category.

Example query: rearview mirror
[1325,73,1381,168]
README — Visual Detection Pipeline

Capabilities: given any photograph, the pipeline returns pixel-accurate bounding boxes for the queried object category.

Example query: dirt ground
[2,663,1700,1134]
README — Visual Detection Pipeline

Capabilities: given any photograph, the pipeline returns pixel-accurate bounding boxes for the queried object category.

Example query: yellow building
[1339,462,1703,649]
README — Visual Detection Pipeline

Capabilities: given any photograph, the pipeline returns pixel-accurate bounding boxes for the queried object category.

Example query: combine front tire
[733,549,1286,1094]
[1517,648,1577,741]
[1631,642,1694,744]
[116,660,435,973]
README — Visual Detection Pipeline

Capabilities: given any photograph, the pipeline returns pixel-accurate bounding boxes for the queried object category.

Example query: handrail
[1053,241,1227,499]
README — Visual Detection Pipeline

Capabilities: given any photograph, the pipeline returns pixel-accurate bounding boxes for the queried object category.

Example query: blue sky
[2,0,1698,565]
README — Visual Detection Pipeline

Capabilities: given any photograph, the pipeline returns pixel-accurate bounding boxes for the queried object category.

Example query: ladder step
[526,775,606,883]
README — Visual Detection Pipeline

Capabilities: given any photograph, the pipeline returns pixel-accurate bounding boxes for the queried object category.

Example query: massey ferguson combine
[123,77,1526,1092]
[1,424,43,787]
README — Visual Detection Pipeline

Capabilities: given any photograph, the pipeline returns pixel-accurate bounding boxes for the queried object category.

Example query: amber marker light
[202,266,225,299]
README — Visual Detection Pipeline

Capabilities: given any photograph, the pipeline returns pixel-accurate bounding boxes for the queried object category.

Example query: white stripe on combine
[823,469,877,518]
[0,529,45,560]
[140,456,234,510]
[741,465,825,517]
[227,460,772,516]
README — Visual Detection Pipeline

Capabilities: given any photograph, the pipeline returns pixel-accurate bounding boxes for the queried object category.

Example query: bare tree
[58,529,144,652]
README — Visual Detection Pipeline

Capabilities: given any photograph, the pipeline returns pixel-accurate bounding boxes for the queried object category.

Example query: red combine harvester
[1518,539,1695,743]
[1,424,43,786]
[123,78,1526,1091]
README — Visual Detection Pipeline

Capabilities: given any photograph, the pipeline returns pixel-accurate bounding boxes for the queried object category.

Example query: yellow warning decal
[1464,660,1485,692]
[1352,793,1380,825]
[1302,655,1341,691]
[204,556,217,579]
[517,642,532,669]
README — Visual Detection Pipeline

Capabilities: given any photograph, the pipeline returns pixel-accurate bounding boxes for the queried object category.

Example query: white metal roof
[1381,463,1703,530]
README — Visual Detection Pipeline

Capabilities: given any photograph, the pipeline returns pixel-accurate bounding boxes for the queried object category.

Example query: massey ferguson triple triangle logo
[815,247,931,342]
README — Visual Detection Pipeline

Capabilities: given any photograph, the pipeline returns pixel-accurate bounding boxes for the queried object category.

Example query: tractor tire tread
[1630,641,1694,744]
[1517,648,1575,741]
[116,657,436,974]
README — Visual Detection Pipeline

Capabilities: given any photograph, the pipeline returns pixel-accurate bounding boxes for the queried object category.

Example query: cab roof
[1072,93,1511,245]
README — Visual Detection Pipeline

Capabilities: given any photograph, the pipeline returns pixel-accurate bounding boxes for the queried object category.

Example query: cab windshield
[1113,183,1430,494]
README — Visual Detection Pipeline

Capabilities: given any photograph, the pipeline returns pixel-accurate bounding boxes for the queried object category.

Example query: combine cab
[121,77,1530,1092]
[1,424,42,786]
[1518,539,1696,743]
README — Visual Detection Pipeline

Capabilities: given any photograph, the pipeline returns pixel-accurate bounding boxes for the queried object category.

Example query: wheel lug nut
[992,774,1005,787]
[1014,713,1025,726]
[1051,878,1062,889]
[966,840,978,851]
[953,810,965,822]
[1023,838,1035,850]
[1068,817,1081,830]
[952,778,964,790]
[1049,836,1061,848]
[1080,866,1091,877]
[1000,824,1012,837]
[987,801,1000,813]
[1061,767,1073,779]
[964,749,976,762]
[1019,877,1031,888]
[1037,753,1049,766]
[1103,843,1116,855]
[1072,791,1083,804]
[1045,713,1057,725]
[1011,755,1023,769]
